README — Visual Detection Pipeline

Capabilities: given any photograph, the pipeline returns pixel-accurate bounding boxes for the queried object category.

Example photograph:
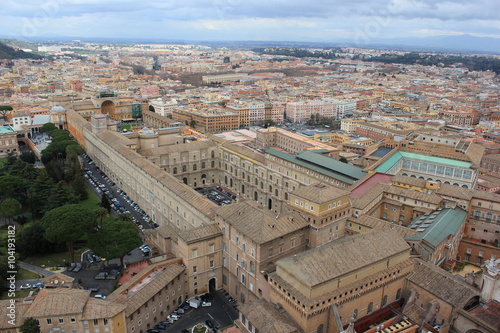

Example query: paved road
[19,261,54,278]
[165,290,238,333]
[82,156,152,233]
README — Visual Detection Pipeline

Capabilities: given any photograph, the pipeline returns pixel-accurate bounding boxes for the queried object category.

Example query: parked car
[201,301,212,307]
[19,283,31,290]
[205,319,215,329]
[94,294,106,299]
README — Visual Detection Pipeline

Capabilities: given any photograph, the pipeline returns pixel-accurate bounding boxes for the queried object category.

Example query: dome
[51,105,66,112]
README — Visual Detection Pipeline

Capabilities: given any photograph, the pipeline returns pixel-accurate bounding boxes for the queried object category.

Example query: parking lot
[82,154,155,231]
[194,186,236,206]
[163,290,239,333]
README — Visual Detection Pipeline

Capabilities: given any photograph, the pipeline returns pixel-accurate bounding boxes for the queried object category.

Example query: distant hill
[365,34,500,54]
[0,38,38,51]
[0,41,42,60]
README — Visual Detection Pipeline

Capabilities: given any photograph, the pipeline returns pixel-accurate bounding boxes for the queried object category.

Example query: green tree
[0,175,29,202]
[0,256,10,284]
[17,223,55,258]
[19,151,36,164]
[30,171,55,217]
[45,181,79,211]
[339,156,348,163]
[40,122,57,133]
[45,159,65,181]
[96,207,108,226]
[41,204,96,262]
[0,105,13,120]
[0,198,22,225]
[71,169,87,200]
[100,195,111,212]
[117,213,133,223]
[7,159,39,182]
[88,219,142,267]
[20,317,41,333]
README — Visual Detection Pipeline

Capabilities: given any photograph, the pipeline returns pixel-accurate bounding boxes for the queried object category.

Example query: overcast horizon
[2,0,499,44]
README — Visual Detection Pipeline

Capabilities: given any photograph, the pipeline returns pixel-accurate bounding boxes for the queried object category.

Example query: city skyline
[2,0,499,45]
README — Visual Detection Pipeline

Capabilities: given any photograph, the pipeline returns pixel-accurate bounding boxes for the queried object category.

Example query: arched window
[173,167,177,174]
[382,295,388,307]
[182,165,187,172]
[193,164,197,171]
[367,302,373,314]
[201,162,205,169]
[211,151,215,158]
[211,161,215,168]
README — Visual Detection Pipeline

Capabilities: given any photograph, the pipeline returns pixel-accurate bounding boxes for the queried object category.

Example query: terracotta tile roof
[139,140,216,156]
[106,263,185,316]
[349,183,386,210]
[291,183,349,204]
[468,300,500,330]
[277,229,410,288]
[0,300,30,328]
[238,299,301,333]
[214,201,309,244]
[24,288,91,317]
[81,298,126,320]
[347,215,418,239]
[408,259,479,308]
[178,223,222,243]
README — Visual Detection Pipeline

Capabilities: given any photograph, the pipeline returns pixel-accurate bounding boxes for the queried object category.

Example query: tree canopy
[41,204,96,262]
[20,317,41,333]
[88,219,142,267]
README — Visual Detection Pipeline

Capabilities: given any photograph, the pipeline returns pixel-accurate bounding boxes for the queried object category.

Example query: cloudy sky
[2,0,499,42]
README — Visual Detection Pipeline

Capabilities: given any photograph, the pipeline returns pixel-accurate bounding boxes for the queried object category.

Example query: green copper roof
[375,151,472,174]
[405,208,467,249]
[266,148,366,185]
[0,126,14,134]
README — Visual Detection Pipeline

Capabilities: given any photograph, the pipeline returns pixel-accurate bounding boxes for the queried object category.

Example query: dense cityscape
[0,35,499,333]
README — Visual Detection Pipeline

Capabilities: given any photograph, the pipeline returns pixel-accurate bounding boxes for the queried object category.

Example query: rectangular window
[210,260,214,268]
[94,319,99,326]
[47,319,52,325]
[191,248,198,257]
[193,266,197,273]
[59,318,64,324]
[209,243,215,252]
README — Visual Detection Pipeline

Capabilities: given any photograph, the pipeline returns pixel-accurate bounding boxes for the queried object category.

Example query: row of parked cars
[146,302,191,332]
[19,282,44,290]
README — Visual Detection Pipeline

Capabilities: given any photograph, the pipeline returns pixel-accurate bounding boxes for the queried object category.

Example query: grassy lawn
[17,268,42,280]
[118,124,131,131]
[23,248,86,267]
[80,187,101,210]
[0,157,9,166]
[0,289,31,300]
[193,325,207,333]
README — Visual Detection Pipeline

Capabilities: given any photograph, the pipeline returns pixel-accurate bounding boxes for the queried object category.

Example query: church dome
[50,105,66,112]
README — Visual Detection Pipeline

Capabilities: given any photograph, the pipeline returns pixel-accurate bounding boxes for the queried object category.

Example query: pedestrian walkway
[19,261,54,278]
